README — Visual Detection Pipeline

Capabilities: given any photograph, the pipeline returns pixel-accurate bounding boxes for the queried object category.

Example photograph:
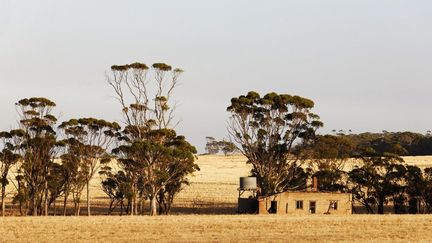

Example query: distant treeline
[336,132,432,156]
[204,137,238,156]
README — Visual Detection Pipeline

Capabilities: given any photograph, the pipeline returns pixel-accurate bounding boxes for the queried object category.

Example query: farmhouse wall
[259,191,352,215]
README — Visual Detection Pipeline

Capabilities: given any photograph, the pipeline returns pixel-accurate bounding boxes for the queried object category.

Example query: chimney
[312,176,318,192]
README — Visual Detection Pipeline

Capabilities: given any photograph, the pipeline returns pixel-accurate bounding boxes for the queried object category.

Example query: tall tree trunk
[150,194,157,216]
[133,184,137,215]
[166,193,174,215]
[130,197,134,215]
[86,180,91,216]
[44,180,49,216]
[378,195,385,214]
[53,197,57,216]
[20,198,25,216]
[139,198,144,215]
[409,198,418,214]
[130,183,135,216]
[32,196,38,216]
[158,191,165,215]
[18,182,24,216]
[108,200,114,215]
[1,185,5,217]
[63,189,69,216]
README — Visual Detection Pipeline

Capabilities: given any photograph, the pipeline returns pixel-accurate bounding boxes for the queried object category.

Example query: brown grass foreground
[1,214,431,242]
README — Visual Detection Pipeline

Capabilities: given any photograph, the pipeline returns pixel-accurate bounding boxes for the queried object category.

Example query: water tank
[239,177,257,190]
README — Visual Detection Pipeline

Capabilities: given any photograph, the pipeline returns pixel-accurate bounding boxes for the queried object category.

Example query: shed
[238,176,352,215]
[258,190,352,215]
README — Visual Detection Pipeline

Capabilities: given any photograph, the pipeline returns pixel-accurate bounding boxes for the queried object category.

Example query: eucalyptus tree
[112,130,197,215]
[107,62,198,215]
[46,162,66,215]
[147,131,198,215]
[227,91,323,196]
[15,97,58,216]
[0,130,23,216]
[59,118,120,216]
[205,137,219,154]
[421,168,432,213]
[99,169,132,215]
[348,150,406,214]
[298,135,355,192]
[218,140,237,156]
[57,146,86,216]
[404,165,424,214]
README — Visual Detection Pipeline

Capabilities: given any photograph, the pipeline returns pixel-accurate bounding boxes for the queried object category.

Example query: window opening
[296,200,303,209]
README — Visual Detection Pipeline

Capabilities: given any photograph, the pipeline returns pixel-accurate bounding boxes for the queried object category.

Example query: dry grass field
[3,155,432,242]
[1,215,432,242]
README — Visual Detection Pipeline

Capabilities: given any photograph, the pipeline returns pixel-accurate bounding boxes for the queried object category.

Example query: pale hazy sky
[1,0,432,152]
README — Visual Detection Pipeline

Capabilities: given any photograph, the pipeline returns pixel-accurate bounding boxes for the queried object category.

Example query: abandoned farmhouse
[238,177,352,215]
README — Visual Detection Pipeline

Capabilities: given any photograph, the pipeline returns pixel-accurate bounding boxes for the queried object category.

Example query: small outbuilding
[238,177,352,215]
[258,190,352,215]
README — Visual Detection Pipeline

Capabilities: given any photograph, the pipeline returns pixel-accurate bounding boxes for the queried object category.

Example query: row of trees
[328,131,432,156]
[0,98,114,216]
[0,63,199,216]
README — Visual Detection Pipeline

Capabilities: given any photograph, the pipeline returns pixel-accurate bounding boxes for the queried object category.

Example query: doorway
[269,201,277,214]
[309,201,316,214]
